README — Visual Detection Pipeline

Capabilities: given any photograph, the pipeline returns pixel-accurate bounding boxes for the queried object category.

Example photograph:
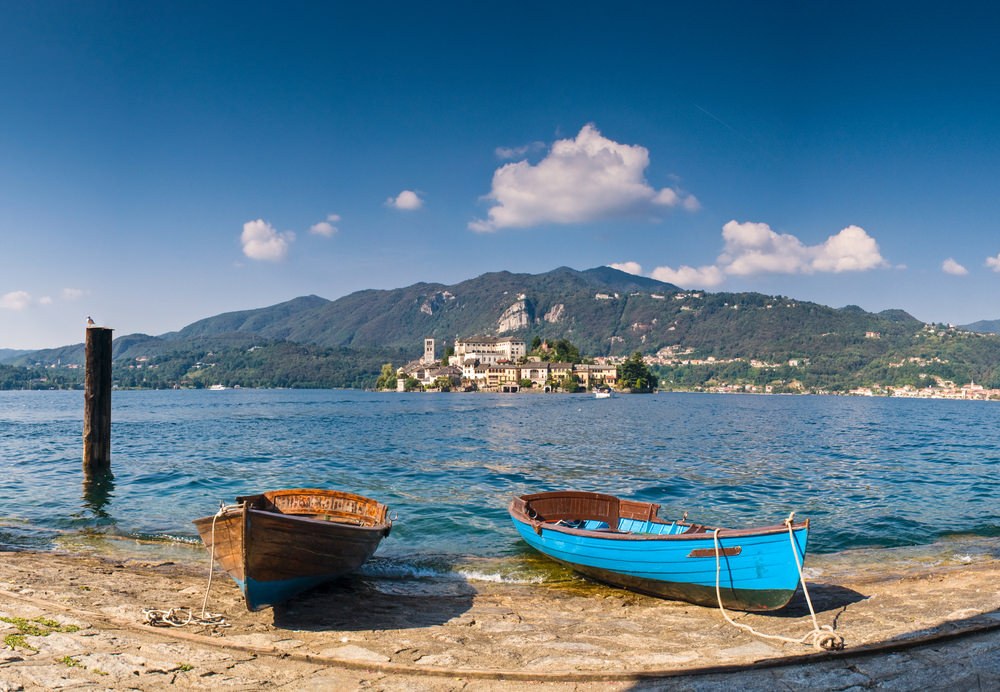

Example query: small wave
[135,533,203,546]
[359,559,455,581]
[0,516,34,527]
[83,530,203,546]
[457,568,546,585]
[361,556,551,585]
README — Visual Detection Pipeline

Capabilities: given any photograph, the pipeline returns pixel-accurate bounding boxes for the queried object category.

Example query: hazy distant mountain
[0,349,30,365]
[163,294,331,341]
[961,319,1000,334]
[10,332,265,368]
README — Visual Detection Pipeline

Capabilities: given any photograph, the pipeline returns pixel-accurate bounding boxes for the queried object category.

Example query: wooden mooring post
[83,326,113,475]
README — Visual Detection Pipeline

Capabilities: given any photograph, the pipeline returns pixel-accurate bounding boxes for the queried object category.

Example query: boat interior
[237,489,390,528]
[514,491,704,535]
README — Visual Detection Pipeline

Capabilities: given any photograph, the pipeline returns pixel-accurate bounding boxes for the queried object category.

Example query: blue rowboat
[194,488,392,611]
[509,491,808,611]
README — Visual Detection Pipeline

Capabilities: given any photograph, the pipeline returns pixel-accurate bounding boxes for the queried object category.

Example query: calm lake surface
[1,389,998,581]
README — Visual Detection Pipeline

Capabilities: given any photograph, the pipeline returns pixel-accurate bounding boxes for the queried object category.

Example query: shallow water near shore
[1,389,998,583]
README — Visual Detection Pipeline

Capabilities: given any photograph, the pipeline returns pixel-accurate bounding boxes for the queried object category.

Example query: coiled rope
[142,504,230,628]
[713,513,845,651]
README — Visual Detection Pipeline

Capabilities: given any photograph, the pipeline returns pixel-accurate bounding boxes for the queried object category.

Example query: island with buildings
[386,335,1000,400]
[389,336,620,393]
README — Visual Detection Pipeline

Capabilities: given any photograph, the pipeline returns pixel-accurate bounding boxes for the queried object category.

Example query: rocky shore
[1,543,998,690]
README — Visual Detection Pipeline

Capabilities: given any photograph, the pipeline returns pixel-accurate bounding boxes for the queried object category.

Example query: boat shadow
[767,581,869,619]
[271,572,476,632]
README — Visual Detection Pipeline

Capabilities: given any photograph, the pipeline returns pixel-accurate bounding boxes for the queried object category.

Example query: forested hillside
[5,266,1000,391]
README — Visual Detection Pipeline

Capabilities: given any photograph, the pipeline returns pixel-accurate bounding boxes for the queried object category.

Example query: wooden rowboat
[509,491,809,611]
[193,488,392,611]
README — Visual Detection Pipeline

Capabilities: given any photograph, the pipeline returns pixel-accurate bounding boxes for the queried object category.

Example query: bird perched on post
[87,316,96,327]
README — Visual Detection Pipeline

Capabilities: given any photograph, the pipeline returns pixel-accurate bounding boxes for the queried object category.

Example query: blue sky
[3,2,1000,349]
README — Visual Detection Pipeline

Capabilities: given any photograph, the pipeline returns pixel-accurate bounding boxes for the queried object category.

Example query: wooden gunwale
[509,492,808,540]
[525,521,810,540]
[239,488,391,529]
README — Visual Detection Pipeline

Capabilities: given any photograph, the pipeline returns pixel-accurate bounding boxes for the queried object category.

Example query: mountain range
[4,266,1000,390]
[959,319,1000,334]
[1,266,915,363]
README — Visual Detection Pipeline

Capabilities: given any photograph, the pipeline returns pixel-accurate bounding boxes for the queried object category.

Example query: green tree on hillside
[375,363,397,390]
[617,352,658,393]
[532,338,582,363]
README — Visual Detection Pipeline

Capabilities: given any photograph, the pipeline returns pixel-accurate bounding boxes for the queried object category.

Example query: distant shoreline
[3,384,999,402]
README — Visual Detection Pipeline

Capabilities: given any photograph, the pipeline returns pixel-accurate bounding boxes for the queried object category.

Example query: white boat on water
[209,384,228,391]
[594,389,612,399]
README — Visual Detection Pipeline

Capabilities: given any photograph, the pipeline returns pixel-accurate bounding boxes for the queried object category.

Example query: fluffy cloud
[616,220,889,289]
[811,225,887,272]
[610,261,644,276]
[469,124,697,232]
[611,260,726,288]
[986,253,1000,272]
[942,258,968,276]
[386,190,423,210]
[1,290,31,310]
[652,188,701,211]
[719,221,887,276]
[719,221,808,275]
[310,214,341,237]
[650,264,726,288]
[241,219,294,261]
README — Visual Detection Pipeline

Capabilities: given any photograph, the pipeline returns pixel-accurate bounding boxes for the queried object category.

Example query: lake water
[1,389,998,582]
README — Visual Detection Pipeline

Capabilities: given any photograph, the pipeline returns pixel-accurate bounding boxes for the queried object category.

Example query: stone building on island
[451,336,526,366]
[396,336,617,392]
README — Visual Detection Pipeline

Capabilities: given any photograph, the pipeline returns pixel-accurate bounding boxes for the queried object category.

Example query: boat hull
[509,491,808,612]
[194,488,391,611]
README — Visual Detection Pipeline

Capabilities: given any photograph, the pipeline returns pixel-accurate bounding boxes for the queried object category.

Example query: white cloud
[614,220,889,289]
[1,290,31,310]
[495,141,545,160]
[39,296,53,305]
[811,225,887,272]
[310,213,341,237]
[650,264,726,288]
[652,188,678,206]
[386,190,423,210]
[469,124,697,232]
[682,195,701,212]
[612,259,726,287]
[719,221,888,276]
[609,261,644,276]
[719,221,809,275]
[986,253,1000,272]
[942,258,968,276]
[241,219,294,261]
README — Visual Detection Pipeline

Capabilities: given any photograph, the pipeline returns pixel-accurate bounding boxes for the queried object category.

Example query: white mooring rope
[142,504,230,628]
[713,513,845,651]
